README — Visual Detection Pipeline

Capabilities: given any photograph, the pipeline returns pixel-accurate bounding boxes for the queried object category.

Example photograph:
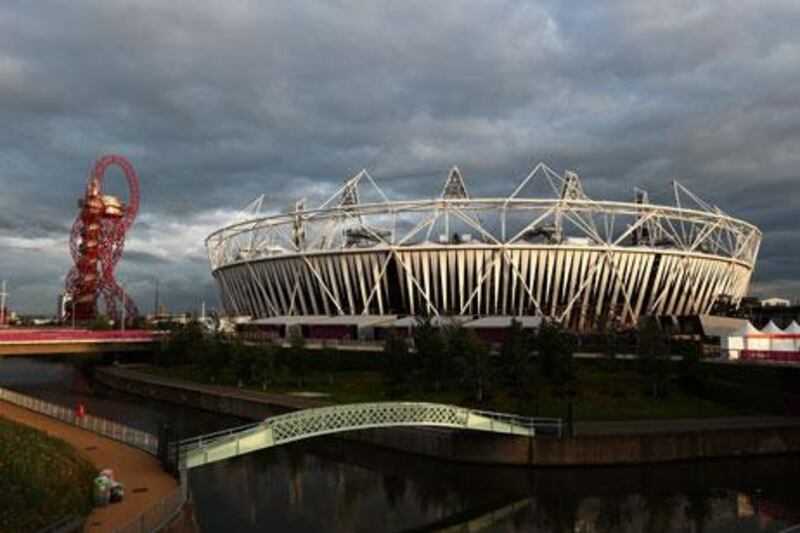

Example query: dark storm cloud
[1,0,799,312]
[123,250,171,265]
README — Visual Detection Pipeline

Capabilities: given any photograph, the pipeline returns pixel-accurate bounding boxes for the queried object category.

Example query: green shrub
[0,416,96,532]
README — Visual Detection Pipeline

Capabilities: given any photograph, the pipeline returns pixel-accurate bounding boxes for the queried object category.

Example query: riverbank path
[0,400,177,531]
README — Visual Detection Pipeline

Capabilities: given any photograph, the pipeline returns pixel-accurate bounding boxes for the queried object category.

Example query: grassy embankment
[0,416,95,532]
[139,360,754,421]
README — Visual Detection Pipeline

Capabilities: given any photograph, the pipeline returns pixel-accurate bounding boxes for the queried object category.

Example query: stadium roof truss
[206,164,761,330]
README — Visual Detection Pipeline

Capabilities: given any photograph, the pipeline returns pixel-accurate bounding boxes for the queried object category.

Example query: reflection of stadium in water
[207,164,761,331]
[191,436,800,532]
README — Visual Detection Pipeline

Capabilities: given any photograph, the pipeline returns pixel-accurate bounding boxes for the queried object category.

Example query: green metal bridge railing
[178,401,562,471]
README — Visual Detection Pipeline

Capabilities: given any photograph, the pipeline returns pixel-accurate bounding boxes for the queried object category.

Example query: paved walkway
[575,416,800,436]
[0,400,177,532]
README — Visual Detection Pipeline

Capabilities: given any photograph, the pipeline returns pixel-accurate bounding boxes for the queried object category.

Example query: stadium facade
[206,164,761,332]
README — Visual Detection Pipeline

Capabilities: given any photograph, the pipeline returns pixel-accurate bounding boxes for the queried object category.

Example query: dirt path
[0,401,177,532]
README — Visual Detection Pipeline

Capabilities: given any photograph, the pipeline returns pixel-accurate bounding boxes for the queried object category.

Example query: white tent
[773,335,795,354]
[724,319,800,362]
[722,334,743,360]
[747,336,771,353]
[785,321,800,352]
[785,320,800,333]
[743,322,770,353]
[723,321,759,359]
[762,321,794,353]
[760,321,783,334]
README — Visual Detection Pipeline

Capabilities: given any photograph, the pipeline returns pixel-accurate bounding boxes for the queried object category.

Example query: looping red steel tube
[65,154,140,323]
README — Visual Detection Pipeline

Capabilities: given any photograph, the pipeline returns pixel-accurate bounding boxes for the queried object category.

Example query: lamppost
[0,280,8,326]
[0,279,7,326]
[119,280,126,332]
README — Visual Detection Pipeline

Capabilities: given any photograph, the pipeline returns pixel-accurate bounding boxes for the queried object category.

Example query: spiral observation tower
[206,164,761,332]
[65,155,139,323]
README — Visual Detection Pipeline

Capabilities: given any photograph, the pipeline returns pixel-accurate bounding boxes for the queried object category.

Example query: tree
[289,329,306,351]
[536,320,577,398]
[89,315,112,331]
[287,330,309,387]
[519,362,543,417]
[455,328,493,404]
[131,315,150,330]
[203,332,230,381]
[316,344,338,386]
[498,319,531,396]
[596,321,620,397]
[677,340,706,395]
[638,318,670,398]
[382,331,410,396]
[414,318,448,392]
[251,342,277,390]
[536,321,559,379]
[162,319,205,366]
[230,337,254,387]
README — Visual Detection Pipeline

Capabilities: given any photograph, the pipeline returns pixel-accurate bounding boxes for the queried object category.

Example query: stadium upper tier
[206,163,761,331]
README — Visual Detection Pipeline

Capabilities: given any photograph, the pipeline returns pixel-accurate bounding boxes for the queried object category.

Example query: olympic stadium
[205,164,761,332]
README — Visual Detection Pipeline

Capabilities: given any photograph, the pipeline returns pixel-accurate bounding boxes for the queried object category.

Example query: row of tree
[385,316,707,404]
[382,318,579,405]
[159,317,706,407]
[160,321,310,388]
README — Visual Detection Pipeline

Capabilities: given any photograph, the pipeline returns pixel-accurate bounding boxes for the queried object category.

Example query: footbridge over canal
[0,329,163,356]
[178,402,561,471]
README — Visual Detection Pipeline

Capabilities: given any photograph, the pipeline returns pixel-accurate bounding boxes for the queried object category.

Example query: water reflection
[189,434,800,532]
[0,356,239,437]
[2,357,798,532]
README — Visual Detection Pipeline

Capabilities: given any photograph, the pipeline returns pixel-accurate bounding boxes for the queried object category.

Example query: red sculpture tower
[65,155,140,323]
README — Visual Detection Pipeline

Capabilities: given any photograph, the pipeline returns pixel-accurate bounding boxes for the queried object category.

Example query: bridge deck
[0,329,162,356]
[180,402,560,470]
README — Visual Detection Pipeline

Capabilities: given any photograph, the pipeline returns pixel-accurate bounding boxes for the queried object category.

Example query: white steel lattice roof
[206,163,762,331]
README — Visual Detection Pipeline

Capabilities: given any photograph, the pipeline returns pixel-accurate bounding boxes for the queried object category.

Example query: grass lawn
[138,364,752,421]
[0,416,96,532]
[141,365,464,404]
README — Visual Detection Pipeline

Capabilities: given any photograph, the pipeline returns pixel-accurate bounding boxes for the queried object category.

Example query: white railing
[0,386,158,454]
[473,408,564,437]
[113,486,185,533]
[179,402,565,469]
[178,420,262,452]
[0,386,187,532]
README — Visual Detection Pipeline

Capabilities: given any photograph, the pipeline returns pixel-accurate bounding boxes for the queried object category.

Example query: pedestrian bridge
[0,329,163,356]
[179,402,559,470]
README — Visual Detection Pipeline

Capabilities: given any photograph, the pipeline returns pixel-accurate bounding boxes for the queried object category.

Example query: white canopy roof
[698,315,747,338]
[250,315,326,326]
[300,315,398,327]
[388,315,472,328]
[761,321,784,334]
[463,316,542,329]
[785,321,800,334]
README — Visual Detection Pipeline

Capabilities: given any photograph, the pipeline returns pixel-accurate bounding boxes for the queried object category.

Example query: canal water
[2,357,799,532]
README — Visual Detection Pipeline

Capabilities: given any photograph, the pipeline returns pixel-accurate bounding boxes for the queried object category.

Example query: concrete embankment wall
[94,366,800,466]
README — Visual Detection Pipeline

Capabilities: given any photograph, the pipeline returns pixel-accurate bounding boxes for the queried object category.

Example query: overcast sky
[1,0,799,314]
